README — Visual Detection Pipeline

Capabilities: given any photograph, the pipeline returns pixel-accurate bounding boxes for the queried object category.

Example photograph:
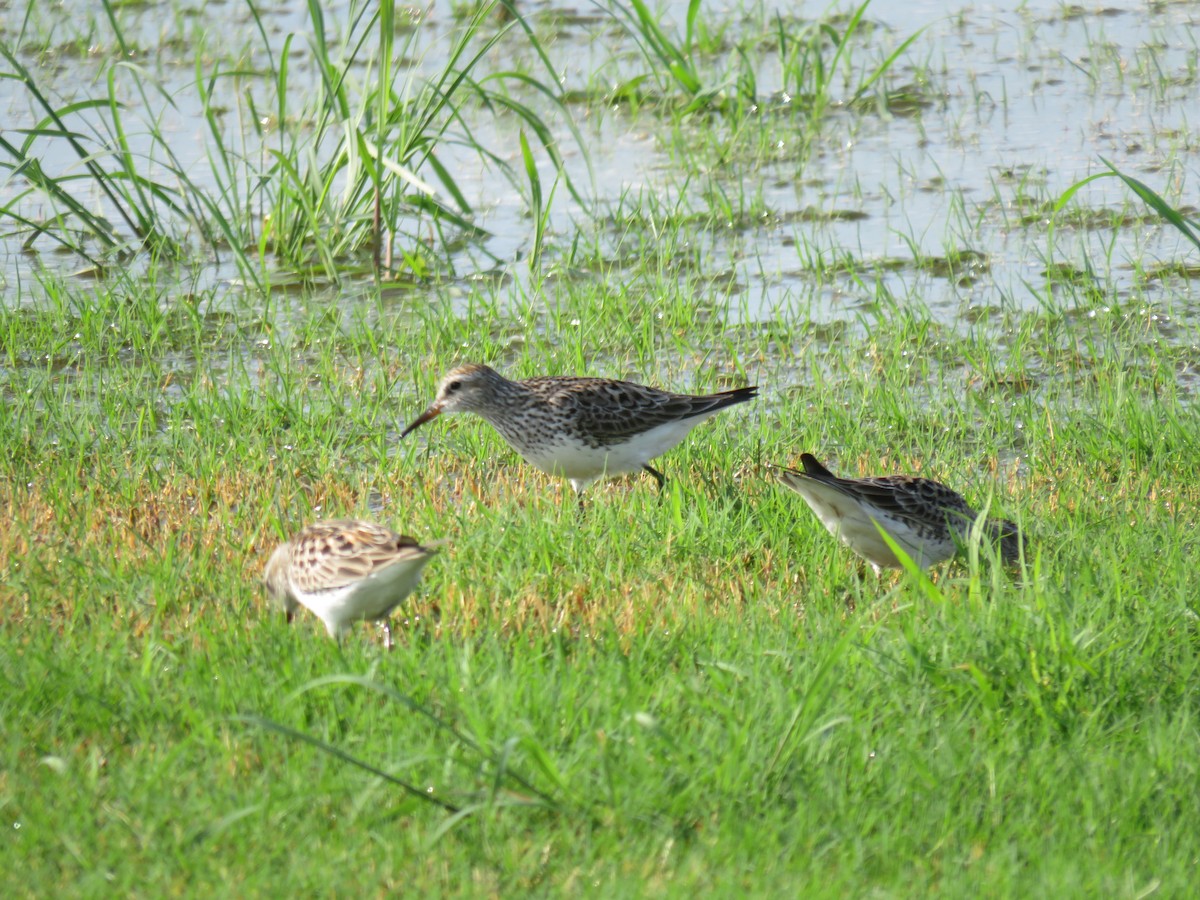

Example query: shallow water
[1,0,1197,333]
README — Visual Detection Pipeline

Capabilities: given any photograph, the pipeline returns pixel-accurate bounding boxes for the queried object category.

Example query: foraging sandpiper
[776,453,1023,574]
[263,519,441,648]
[401,363,757,503]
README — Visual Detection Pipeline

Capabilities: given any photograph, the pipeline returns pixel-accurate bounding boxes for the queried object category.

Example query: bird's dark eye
[446,380,461,393]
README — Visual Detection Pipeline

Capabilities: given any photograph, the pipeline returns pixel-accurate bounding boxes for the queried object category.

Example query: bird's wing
[845,476,976,530]
[289,520,433,593]
[527,377,754,442]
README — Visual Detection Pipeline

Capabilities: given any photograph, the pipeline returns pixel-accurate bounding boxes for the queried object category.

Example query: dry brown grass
[0,461,804,642]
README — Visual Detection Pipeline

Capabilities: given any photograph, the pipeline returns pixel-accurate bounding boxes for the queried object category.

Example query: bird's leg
[333,631,349,667]
[380,620,395,651]
[843,590,856,614]
[643,464,666,492]
[838,562,868,612]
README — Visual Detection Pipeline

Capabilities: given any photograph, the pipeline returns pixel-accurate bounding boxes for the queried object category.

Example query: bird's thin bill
[400,406,441,438]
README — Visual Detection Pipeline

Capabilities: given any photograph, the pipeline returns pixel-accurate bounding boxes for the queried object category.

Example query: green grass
[4,0,1200,895]
[3,255,1199,894]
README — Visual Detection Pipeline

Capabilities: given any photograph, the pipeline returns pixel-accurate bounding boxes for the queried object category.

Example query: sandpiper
[776,453,1023,574]
[401,363,757,503]
[263,519,442,648]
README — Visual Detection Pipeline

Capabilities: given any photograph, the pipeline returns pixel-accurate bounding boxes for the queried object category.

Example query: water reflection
[0,0,1196,328]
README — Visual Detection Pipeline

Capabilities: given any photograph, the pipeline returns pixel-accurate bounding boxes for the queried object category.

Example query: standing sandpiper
[776,453,1024,574]
[263,519,442,648]
[401,363,757,504]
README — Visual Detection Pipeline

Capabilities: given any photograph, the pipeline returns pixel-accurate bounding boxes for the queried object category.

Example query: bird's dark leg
[643,464,666,492]
[333,631,349,666]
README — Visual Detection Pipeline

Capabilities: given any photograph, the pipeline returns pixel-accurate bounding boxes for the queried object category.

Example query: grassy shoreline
[3,274,1198,893]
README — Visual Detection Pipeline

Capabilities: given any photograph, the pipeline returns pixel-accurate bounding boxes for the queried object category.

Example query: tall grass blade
[1053,159,1200,255]
[291,674,563,808]
[520,130,544,270]
[877,524,945,603]
[237,714,461,812]
[1098,156,1200,253]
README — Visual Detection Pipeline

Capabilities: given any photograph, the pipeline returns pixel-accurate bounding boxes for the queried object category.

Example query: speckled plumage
[263,519,441,648]
[776,453,1024,574]
[401,363,757,497]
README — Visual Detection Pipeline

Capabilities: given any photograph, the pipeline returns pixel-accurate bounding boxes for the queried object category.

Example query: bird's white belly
[796,486,954,571]
[294,558,432,635]
[519,439,621,479]
[519,418,704,482]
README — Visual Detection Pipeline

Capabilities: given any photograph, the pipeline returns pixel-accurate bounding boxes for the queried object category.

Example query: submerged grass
[0,0,580,284]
